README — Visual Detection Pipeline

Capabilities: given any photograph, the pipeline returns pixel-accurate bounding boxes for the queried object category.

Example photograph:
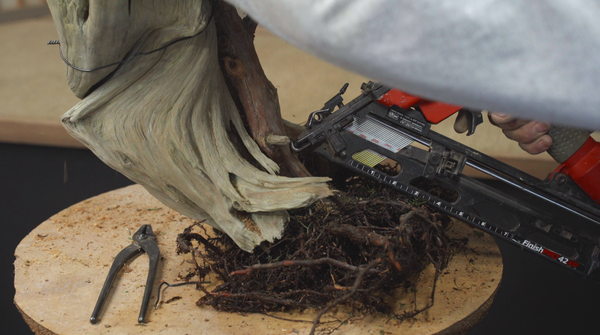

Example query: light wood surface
[14,184,502,335]
[2,13,584,179]
[46,1,332,252]
[0,15,79,147]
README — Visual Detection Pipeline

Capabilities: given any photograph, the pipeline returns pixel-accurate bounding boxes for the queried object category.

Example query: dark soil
[175,176,455,334]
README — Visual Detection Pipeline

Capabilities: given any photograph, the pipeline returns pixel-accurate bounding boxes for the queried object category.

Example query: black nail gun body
[292,82,600,276]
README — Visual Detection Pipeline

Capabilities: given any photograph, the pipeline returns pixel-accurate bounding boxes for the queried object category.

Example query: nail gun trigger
[464,109,484,136]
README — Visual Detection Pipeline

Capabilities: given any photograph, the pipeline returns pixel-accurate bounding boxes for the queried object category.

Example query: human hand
[487,113,553,154]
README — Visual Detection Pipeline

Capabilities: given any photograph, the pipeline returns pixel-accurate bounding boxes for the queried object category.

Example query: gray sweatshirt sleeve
[225,0,600,130]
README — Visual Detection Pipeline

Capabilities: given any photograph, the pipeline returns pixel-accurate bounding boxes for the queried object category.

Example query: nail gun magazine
[291,82,600,276]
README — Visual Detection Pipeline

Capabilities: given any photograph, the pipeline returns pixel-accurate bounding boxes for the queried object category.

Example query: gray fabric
[227,0,600,130]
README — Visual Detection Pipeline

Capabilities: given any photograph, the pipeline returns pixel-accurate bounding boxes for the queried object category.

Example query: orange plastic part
[551,136,600,204]
[377,88,422,109]
[377,89,461,124]
[419,101,463,124]
[377,88,600,204]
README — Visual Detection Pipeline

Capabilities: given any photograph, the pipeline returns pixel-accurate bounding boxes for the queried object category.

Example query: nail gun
[291,81,600,276]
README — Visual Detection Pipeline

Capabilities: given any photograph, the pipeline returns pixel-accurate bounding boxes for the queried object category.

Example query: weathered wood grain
[46,0,331,251]
[215,1,312,178]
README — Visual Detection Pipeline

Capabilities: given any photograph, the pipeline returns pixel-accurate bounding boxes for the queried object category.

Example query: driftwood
[46,0,331,251]
[214,2,312,178]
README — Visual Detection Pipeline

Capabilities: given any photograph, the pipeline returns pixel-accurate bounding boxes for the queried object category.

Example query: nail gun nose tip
[138,317,145,323]
[90,317,97,324]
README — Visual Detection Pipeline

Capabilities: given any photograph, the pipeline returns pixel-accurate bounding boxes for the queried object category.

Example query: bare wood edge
[15,303,57,335]
[215,2,311,177]
[14,257,500,335]
[0,116,556,179]
[14,184,502,335]
[0,5,50,24]
[16,288,498,335]
[0,117,561,179]
[0,118,85,149]
[434,284,499,335]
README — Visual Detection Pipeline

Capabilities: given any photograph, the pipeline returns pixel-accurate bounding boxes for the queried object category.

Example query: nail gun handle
[548,126,600,204]
[547,126,591,163]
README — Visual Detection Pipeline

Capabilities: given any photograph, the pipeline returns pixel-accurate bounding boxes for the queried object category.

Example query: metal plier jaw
[90,224,160,324]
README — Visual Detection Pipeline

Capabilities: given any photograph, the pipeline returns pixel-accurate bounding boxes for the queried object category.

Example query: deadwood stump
[14,185,502,335]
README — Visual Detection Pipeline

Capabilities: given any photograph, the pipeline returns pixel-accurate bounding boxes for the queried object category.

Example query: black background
[2,143,600,334]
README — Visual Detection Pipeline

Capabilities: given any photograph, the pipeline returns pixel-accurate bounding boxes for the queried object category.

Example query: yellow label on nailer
[352,149,387,167]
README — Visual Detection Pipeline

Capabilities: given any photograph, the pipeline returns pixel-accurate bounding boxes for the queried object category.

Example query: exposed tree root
[176,176,457,333]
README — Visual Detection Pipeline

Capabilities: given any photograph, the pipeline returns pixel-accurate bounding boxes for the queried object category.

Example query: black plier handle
[90,224,160,324]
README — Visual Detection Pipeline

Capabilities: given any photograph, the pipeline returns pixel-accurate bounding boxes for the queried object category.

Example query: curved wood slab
[14,185,502,334]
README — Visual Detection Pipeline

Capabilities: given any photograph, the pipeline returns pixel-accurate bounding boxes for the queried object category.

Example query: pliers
[90,224,160,324]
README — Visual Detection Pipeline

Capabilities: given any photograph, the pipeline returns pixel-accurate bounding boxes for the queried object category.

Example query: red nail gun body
[379,87,600,205]
[292,82,600,276]
[551,137,600,204]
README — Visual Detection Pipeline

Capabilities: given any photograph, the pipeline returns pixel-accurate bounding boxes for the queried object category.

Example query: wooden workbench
[14,184,502,335]
[1,13,580,180]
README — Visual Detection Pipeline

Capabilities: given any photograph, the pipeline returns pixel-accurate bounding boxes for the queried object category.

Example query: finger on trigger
[490,113,530,130]
[488,112,511,127]
[453,110,469,134]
